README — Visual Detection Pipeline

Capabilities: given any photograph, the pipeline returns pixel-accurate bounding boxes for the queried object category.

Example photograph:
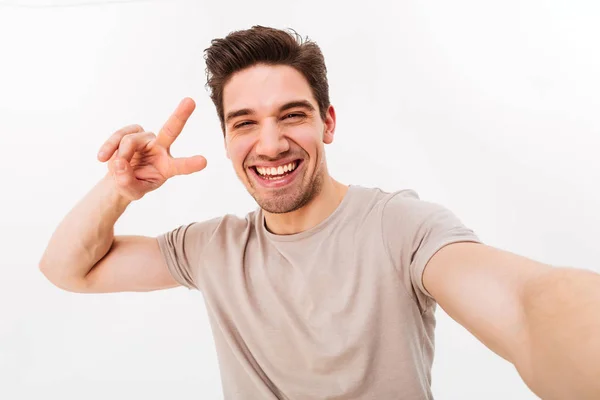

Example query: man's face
[222,64,335,214]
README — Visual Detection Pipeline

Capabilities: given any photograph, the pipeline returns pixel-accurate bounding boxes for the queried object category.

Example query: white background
[1,0,599,399]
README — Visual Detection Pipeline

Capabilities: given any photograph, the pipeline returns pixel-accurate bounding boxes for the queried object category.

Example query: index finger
[155,97,196,149]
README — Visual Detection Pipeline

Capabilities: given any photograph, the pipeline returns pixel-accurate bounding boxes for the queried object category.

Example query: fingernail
[98,151,106,159]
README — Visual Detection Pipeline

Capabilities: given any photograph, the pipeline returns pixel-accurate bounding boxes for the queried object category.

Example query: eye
[234,121,254,129]
[283,112,305,120]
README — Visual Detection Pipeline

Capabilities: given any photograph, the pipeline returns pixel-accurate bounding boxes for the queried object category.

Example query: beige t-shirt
[157,185,481,399]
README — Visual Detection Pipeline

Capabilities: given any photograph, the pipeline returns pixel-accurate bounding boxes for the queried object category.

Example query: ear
[322,105,336,144]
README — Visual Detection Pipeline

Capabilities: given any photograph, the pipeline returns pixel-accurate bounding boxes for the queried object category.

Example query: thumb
[171,155,208,176]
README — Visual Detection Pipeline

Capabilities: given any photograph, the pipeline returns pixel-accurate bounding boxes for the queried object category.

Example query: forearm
[39,174,131,288]
[520,266,600,400]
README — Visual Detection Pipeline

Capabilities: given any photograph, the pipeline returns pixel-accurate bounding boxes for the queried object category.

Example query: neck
[263,176,348,235]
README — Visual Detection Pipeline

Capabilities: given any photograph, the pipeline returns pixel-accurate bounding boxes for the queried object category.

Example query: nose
[255,118,289,158]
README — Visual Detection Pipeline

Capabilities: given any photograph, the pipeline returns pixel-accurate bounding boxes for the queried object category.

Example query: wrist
[101,173,132,210]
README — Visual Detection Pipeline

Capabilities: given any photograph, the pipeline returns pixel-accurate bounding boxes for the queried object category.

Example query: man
[39,26,600,399]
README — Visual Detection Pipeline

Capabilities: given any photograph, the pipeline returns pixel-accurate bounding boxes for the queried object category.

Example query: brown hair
[204,25,330,133]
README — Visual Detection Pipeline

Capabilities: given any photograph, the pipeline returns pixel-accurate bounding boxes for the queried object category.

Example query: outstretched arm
[423,242,600,400]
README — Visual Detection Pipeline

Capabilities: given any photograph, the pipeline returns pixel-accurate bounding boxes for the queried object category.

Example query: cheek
[227,136,254,169]
[289,124,321,150]
[293,130,322,160]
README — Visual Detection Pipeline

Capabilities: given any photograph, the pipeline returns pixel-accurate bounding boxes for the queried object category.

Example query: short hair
[204,25,330,133]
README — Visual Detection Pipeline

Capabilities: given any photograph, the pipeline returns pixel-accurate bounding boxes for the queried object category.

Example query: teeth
[256,161,297,177]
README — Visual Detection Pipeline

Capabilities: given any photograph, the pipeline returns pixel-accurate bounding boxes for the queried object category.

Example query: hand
[97,97,207,201]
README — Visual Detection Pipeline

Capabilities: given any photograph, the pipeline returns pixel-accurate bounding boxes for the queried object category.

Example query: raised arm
[39,98,207,293]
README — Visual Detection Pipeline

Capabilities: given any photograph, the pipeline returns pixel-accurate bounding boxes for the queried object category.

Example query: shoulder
[349,185,428,219]
[377,187,481,260]
[380,188,447,224]
[210,211,256,240]
[370,186,477,247]
[190,210,257,242]
[342,185,452,244]
[163,209,257,247]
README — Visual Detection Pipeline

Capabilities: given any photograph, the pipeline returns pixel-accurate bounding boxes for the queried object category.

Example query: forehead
[223,64,316,114]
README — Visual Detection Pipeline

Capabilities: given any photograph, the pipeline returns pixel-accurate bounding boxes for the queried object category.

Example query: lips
[254,160,298,178]
[248,159,303,189]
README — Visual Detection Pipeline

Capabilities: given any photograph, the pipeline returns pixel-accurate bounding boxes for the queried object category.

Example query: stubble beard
[249,161,324,214]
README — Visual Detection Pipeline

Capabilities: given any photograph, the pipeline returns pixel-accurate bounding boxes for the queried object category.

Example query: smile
[249,160,303,187]
[254,161,298,179]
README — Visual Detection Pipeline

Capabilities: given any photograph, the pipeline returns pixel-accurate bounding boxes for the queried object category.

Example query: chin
[249,172,323,214]
[256,191,311,214]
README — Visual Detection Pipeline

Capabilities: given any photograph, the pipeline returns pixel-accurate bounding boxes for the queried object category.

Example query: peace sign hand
[98,98,207,201]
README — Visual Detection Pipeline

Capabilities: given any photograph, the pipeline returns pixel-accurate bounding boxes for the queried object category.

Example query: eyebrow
[225,100,316,124]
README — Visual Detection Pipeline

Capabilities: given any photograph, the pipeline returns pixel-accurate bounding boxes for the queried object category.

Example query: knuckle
[109,135,123,147]
[120,135,134,146]
[163,124,176,138]
[172,114,183,125]
[120,124,143,133]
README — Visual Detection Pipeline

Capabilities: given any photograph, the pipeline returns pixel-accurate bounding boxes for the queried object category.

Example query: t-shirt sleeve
[156,217,222,291]
[382,190,482,311]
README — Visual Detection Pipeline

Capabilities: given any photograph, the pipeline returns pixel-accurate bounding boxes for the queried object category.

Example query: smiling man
[40,26,600,399]
[220,60,342,235]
